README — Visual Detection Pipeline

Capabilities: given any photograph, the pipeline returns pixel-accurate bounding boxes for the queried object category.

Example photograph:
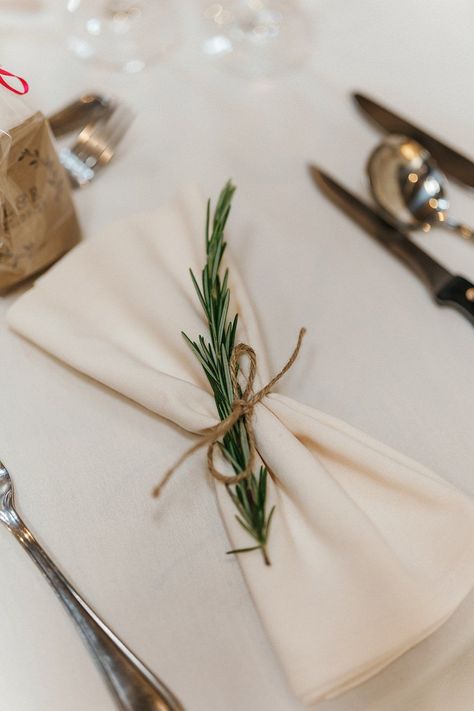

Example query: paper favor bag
[0,110,80,290]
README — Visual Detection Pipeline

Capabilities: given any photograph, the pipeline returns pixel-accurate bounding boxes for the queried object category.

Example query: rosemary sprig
[183,181,274,565]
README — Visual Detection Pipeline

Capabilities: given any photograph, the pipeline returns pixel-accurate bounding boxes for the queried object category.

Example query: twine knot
[152,328,306,498]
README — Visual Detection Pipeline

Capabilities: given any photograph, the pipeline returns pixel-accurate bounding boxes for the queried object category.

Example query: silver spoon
[367,134,474,241]
[0,459,184,711]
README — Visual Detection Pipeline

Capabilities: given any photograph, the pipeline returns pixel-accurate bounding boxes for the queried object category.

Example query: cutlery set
[310,93,474,325]
[354,94,474,188]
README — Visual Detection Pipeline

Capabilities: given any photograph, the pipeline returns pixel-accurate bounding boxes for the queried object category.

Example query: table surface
[0,2,473,710]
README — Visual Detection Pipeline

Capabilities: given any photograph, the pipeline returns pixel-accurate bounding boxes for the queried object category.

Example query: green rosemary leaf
[235,484,253,520]
[234,484,245,506]
[189,269,207,315]
[226,484,240,507]
[198,335,210,358]
[248,473,259,504]
[265,505,276,538]
[217,441,241,471]
[235,515,261,541]
[221,268,229,297]
[202,266,210,306]
[224,321,233,356]
[226,546,262,556]
[227,490,248,521]
[181,333,218,382]
[239,420,250,463]
[217,290,230,352]
[221,344,234,403]
[210,242,222,284]
[258,466,267,507]
[230,314,239,351]
[205,199,211,247]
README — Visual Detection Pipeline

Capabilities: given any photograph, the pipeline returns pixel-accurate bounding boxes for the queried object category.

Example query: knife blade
[308,164,474,324]
[353,93,474,189]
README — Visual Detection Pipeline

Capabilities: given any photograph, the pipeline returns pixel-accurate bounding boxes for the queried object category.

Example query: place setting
[0,3,473,711]
[310,92,474,324]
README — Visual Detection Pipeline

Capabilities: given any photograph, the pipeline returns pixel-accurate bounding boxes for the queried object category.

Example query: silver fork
[59,105,134,188]
[0,460,184,711]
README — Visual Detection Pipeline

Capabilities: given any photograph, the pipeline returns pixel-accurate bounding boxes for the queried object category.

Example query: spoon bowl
[368,134,474,241]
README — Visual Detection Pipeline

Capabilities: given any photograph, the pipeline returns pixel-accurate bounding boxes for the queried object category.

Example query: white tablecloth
[0,2,473,710]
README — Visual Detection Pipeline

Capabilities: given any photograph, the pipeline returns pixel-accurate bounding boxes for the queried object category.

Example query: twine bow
[152,328,306,498]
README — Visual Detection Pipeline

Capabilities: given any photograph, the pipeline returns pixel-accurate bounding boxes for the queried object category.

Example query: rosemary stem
[183,181,274,565]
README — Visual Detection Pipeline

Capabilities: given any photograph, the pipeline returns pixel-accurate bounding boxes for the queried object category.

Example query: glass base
[66,0,179,73]
[202,0,311,78]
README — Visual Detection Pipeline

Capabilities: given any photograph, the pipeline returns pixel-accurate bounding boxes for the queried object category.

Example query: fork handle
[8,515,184,711]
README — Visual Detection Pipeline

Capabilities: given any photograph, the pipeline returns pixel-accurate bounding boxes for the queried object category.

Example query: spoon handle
[443,218,474,241]
[5,511,184,711]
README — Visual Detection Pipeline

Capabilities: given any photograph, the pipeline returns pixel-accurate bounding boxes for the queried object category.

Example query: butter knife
[353,93,474,189]
[308,165,474,324]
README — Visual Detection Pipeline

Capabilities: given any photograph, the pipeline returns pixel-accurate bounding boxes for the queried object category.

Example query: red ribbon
[0,67,29,95]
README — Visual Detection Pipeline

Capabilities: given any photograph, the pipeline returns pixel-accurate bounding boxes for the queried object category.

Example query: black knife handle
[436,276,474,324]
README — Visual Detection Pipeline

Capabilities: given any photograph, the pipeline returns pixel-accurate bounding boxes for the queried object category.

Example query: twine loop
[152,328,306,498]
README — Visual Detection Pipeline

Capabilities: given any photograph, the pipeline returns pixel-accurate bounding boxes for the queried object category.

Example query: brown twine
[152,327,306,498]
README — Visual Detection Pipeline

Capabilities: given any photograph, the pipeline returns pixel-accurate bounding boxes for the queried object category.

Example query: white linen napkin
[7,186,474,705]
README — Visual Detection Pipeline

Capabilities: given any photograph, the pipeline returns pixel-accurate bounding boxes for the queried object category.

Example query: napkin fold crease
[7,186,474,705]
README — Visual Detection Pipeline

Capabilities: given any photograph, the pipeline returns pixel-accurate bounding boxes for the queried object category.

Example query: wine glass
[65,0,179,73]
[201,0,311,78]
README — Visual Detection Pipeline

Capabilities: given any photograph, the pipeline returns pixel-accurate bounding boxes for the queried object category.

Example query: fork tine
[101,107,134,149]
[95,109,134,166]
[71,104,134,167]
[91,105,134,142]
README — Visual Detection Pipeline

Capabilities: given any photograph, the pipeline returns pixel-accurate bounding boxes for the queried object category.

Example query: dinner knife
[353,93,474,189]
[308,165,474,324]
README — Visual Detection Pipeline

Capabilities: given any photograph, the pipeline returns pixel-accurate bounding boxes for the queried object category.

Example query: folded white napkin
[7,186,474,705]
